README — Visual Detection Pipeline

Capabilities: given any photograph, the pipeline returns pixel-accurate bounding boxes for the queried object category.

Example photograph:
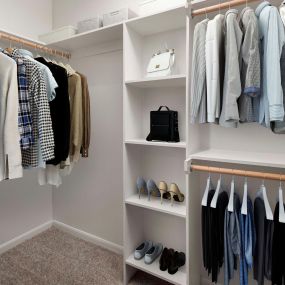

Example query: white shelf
[125,195,186,219]
[126,5,186,36]
[126,254,187,285]
[125,75,186,88]
[47,22,123,51]
[191,0,230,9]
[188,148,285,169]
[125,139,186,149]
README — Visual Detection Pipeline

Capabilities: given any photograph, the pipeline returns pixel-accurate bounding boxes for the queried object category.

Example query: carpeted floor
[0,227,171,285]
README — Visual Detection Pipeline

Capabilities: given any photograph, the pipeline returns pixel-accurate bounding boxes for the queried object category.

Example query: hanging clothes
[255,1,285,128]
[239,197,256,285]
[224,193,241,285]
[11,49,55,168]
[238,7,261,123]
[202,190,215,274]
[219,9,243,128]
[206,14,225,123]
[202,189,228,283]
[0,52,23,180]
[77,72,90,158]
[210,191,229,283]
[68,72,83,163]
[5,53,34,150]
[36,57,70,165]
[190,19,208,124]
[271,202,285,285]
[254,196,274,285]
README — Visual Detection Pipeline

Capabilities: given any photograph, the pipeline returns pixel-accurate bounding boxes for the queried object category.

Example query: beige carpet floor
[0,227,171,285]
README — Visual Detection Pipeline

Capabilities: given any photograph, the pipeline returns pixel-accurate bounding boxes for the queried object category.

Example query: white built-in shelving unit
[123,4,188,285]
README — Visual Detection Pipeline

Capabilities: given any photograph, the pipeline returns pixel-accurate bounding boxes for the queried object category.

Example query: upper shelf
[190,0,232,9]
[185,148,285,172]
[47,22,123,52]
[126,5,186,36]
[46,5,186,52]
[125,75,186,88]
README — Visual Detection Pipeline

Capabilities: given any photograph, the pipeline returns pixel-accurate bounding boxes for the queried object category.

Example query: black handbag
[146,106,180,142]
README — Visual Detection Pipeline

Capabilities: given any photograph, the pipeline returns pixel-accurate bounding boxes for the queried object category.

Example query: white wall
[0,0,52,39]
[0,0,53,245]
[53,45,124,246]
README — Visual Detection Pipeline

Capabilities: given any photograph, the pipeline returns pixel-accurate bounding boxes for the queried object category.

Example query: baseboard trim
[0,220,123,256]
[53,220,123,255]
[0,221,53,254]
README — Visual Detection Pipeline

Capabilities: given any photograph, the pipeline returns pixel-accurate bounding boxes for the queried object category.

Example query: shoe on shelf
[168,251,186,275]
[158,181,168,204]
[144,243,163,265]
[134,240,153,260]
[169,183,185,206]
[159,248,174,271]
[146,179,160,201]
[136,177,147,199]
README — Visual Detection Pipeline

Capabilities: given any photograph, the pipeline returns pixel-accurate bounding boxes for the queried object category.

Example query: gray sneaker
[134,241,153,260]
[144,243,163,264]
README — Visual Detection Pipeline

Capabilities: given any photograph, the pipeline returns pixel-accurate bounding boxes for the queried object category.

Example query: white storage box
[39,26,77,44]
[78,17,102,34]
[139,0,185,16]
[103,8,137,27]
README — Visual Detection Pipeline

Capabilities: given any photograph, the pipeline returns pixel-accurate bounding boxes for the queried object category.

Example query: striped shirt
[190,19,209,124]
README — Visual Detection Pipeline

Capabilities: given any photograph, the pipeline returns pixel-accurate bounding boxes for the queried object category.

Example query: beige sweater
[77,72,90,158]
[0,53,22,180]
[68,73,83,162]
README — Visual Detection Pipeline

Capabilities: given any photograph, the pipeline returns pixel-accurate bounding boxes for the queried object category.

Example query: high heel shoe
[136,177,147,199]
[158,181,168,204]
[169,183,184,206]
[146,180,160,201]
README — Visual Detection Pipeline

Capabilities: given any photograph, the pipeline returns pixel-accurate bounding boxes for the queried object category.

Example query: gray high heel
[147,179,160,201]
[136,177,147,199]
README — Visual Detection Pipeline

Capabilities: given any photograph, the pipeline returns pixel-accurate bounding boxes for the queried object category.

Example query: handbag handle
[158,106,170,111]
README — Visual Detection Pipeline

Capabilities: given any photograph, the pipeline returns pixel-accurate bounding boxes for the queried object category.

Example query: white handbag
[146,49,175,78]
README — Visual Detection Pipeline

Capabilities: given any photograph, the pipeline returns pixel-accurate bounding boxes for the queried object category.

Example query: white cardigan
[206,14,225,123]
[0,53,22,181]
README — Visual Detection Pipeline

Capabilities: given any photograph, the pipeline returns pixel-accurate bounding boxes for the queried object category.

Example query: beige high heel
[158,181,168,204]
[169,183,184,206]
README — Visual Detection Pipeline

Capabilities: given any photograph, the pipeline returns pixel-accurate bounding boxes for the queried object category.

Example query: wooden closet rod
[192,0,259,17]
[191,164,285,182]
[0,31,71,59]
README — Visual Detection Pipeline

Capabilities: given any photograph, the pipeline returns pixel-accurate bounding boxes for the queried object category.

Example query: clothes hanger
[260,177,274,220]
[278,174,285,223]
[201,170,212,206]
[210,171,222,208]
[228,171,235,212]
[241,174,248,215]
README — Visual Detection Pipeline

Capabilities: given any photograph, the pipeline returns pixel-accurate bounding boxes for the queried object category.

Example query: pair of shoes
[136,177,160,201]
[158,182,185,206]
[159,248,186,275]
[134,241,163,265]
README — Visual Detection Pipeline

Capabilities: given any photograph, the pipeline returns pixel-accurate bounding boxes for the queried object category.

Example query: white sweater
[0,53,22,181]
[206,14,225,123]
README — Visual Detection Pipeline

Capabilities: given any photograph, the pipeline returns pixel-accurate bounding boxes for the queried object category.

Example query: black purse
[146,106,180,142]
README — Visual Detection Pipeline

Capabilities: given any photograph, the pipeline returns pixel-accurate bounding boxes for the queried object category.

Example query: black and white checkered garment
[12,49,55,167]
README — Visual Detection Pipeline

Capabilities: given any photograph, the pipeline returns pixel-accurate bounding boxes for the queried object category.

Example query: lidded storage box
[77,17,102,34]
[102,8,137,26]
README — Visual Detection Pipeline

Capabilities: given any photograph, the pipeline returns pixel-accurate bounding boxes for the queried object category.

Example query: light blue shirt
[256,1,285,127]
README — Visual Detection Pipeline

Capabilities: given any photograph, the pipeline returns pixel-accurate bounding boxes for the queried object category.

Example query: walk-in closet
[1,0,285,284]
